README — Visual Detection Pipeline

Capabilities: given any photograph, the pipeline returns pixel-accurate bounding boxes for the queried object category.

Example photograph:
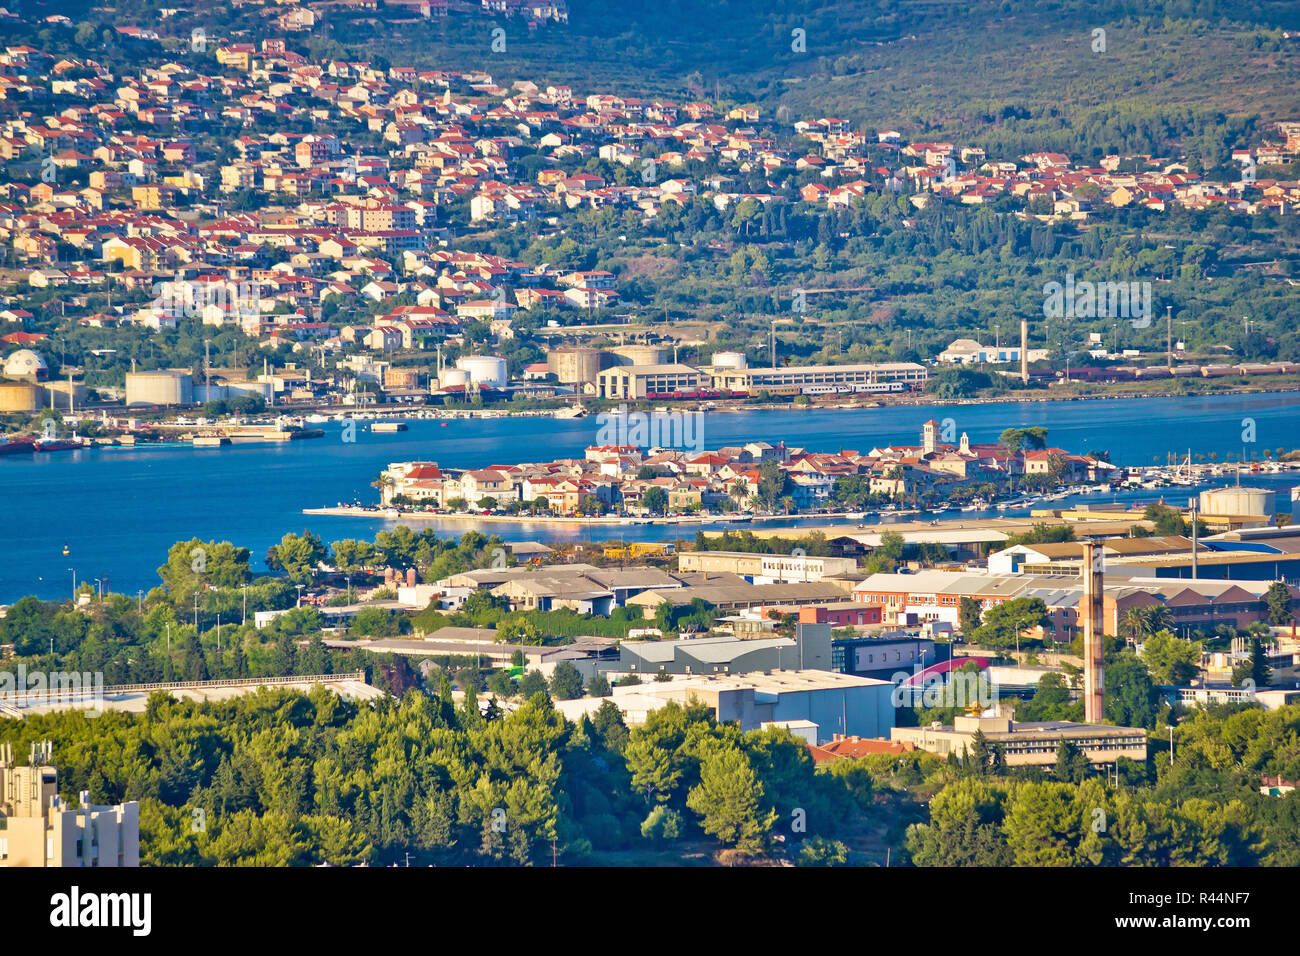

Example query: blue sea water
[2,392,1297,601]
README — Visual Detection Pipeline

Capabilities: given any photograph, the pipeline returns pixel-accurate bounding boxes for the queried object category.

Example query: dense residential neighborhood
[3,29,1300,384]
[379,420,1116,515]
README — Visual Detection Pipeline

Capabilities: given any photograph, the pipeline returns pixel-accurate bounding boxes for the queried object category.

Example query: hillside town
[2,26,1300,408]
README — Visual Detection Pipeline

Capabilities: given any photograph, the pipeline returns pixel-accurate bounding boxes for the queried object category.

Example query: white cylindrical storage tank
[455,355,508,388]
[125,371,194,406]
[712,350,748,370]
[440,368,470,388]
[1199,487,1275,517]
[225,380,275,402]
[612,344,667,366]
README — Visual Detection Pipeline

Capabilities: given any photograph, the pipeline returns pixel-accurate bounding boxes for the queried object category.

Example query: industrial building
[617,623,832,677]
[891,714,1149,767]
[627,579,852,613]
[832,634,937,679]
[553,669,896,745]
[989,528,1300,582]
[677,549,859,583]
[0,743,139,867]
[596,363,704,400]
[851,568,1297,639]
[704,360,928,394]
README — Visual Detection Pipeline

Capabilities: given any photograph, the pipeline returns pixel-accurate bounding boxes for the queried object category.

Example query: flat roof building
[678,549,859,583]
[596,363,703,400]
[891,714,1148,767]
[705,361,928,394]
[554,669,895,744]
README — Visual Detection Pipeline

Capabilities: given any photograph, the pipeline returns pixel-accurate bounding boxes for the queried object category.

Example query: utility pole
[1166,306,1172,369]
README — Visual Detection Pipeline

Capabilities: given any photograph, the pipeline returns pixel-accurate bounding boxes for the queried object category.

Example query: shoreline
[301,505,869,527]
[12,386,1297,445]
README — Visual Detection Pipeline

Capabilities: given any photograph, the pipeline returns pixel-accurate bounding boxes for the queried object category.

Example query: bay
[2,391,1297,602]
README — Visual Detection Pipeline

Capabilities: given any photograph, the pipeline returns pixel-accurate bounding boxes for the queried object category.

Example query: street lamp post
[67,568,75,601]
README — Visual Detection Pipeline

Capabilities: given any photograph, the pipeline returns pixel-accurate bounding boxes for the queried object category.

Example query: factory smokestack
[1081,541,1105,723]
[1020,316,1029,384]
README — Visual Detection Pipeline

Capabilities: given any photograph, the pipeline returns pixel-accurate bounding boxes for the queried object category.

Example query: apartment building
[0,744,139,868]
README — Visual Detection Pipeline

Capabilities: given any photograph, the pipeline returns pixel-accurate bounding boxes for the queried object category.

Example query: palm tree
[1121,604,1172,646]
[1119,607,1146,647]
[1144,605,1172,635]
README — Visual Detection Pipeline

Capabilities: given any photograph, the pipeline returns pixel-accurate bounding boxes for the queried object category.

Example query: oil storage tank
[611,344,667,366]
[455,355,508,388]
[1199,486,1275,518]
[0,381,41,412]
[547,347,604,385]
[711,350,748,370]
[125,370,194,406]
